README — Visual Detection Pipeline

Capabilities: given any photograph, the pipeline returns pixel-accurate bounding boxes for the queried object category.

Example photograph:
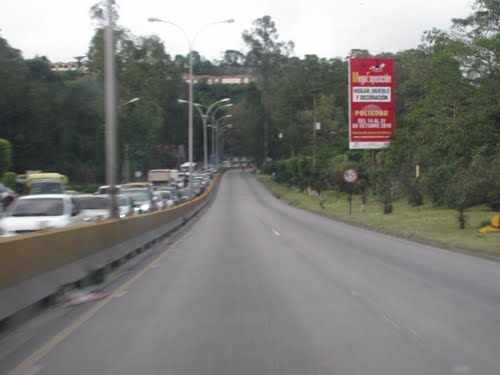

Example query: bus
[22,173,68,195]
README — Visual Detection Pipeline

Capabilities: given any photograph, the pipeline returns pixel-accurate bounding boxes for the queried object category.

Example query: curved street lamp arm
[147,18,191,48]
[210,103,232,124]
[206,98,231,119]
[191,19,235,51]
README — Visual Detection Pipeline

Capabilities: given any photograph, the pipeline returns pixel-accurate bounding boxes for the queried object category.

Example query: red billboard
[349,58,395,149]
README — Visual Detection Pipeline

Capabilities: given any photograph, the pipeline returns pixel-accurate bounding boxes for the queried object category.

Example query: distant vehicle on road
[0,194,83,236]
[21,173,68,195]
[174,177,186,189]
[153,191,174,209]
[74,194,111,222]
[179,162,199,176]
[116,194,135,218]
[190,180,203,196]
[121,182,153,193]
[122,188,157,214]
[148,169,173,189]
[157,186,180,205]
[95,185,122,195]
[177,188,191,203]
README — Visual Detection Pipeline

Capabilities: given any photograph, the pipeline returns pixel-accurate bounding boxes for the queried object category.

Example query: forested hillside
[0,0,498,214]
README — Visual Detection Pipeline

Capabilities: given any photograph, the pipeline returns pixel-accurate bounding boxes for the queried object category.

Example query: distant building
[49,60,254,84]
[50,60,89,72]
[182,74,254,85]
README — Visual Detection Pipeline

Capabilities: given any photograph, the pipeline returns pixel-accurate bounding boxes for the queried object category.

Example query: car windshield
[117,196,129,206]
[7,198,64,216]
[76,197,109,209]
[125,190,150,202]
[30,181,63,194]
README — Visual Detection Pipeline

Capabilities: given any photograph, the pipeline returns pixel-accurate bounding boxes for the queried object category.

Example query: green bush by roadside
[67,184,100,194]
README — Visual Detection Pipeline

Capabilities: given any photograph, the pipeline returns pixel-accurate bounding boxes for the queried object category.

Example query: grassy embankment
[257,174,500,260]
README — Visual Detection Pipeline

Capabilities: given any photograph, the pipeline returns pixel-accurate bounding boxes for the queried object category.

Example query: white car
[154,190,175,209]
[74,194,111,222]
[174,178,185,189]
[0,194,83,236]
[193,175,209,189]
[75,194,135,220]
[116,194,135,218]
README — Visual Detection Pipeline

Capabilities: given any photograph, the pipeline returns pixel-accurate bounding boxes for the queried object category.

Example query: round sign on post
[343,169,358,183]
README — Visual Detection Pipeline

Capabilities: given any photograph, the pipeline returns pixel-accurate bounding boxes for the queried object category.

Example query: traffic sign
[344,169,358,183]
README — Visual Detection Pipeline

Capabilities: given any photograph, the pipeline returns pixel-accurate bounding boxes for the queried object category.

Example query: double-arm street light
[209,105,232,167]
[214,114,232,164]
[118,97,140,107]
[148,17,234,197]
[178,98,231,173]
[219,123,233,162]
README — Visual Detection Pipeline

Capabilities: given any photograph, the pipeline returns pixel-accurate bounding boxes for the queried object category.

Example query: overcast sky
[0,0,473,63]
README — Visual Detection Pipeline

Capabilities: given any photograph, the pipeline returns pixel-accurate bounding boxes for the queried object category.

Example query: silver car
[74,194,111,222]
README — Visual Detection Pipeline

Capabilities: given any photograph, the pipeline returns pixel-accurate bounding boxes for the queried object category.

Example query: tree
[0,35,28,158]
[242,15,294,160]
[220,50,246,66]
[444,167,483,229]
[451,0,499,82]
[0,138,12,175]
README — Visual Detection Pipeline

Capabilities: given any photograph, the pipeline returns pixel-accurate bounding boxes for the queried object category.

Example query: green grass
[258,175,500,260]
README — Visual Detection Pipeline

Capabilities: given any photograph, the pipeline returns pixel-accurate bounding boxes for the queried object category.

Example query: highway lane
[3,170,500,375]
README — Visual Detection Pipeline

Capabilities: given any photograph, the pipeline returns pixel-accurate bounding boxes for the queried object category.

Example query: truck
[169,169,179,181]
[147,169,172,188]
[179,162,199,175]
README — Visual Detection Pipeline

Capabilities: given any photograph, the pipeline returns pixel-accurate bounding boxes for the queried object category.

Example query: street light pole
[219,124,233,163]
[210,104,232,167]
[148,17,234,197]
[178,98,231,173]
[119,98,140,183]
[201,99,231,172]
[215,115,232,164]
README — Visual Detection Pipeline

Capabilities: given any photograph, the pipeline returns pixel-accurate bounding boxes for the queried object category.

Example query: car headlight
[140,203,150,212]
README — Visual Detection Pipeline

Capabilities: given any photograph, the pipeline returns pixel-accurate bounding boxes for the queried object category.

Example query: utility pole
[313,95,317,167]
[105,0,118,218]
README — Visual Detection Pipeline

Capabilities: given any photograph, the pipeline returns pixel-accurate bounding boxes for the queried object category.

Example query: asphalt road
[2,170,500,375]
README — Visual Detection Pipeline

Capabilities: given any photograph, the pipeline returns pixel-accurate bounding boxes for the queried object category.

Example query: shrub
[2,172,17,190]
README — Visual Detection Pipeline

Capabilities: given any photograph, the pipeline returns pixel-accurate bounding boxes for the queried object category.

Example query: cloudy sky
[0,0,473,63]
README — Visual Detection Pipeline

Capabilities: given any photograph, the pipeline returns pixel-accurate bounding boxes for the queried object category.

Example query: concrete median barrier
[0,174,220,323]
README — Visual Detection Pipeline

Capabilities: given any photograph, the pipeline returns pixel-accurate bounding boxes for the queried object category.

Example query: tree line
[0,0,498,225]
[248,0,499,227]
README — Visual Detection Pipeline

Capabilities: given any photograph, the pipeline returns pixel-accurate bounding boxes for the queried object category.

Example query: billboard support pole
[313,95,317,168]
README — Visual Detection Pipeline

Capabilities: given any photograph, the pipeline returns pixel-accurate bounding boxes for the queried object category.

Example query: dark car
[121,188,157,214]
